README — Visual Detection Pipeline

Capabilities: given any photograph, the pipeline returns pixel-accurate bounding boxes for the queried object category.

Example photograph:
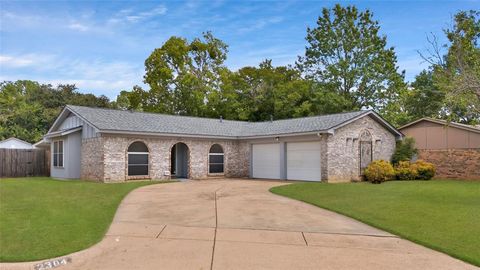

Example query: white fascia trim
[47,106,100,134]
[65,106,101,133]
[47,106,69,134]
[45,126,83,138]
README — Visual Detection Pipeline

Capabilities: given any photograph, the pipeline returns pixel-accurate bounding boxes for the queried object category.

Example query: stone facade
[418,149,480,179]
[80,137,104,181]
[326,116,396,182]
[81,135,249,182]
[78,115,397,183]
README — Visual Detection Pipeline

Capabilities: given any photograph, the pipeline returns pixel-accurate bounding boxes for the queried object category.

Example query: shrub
[392,137,418,165]
[394,161,418,180]
[364,160,395,184]
[414,160,436,180]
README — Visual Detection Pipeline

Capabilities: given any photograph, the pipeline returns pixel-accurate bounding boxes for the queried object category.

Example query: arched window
[209,144,224,174]
[128,141,149,176]
[359,130,372,142]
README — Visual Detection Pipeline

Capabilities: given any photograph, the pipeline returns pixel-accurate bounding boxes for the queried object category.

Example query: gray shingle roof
[66,105,372,138]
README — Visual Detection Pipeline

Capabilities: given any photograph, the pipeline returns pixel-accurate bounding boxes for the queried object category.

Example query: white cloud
[1,53,144,98]
[68,22,89,32]
[0,54,57,68]
[0,55,34,67]
[113,5,167,24]
[238,17,284,33]
[139,5,167,17]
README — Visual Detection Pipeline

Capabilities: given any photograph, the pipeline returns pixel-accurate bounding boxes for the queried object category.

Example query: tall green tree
[225,60,309,121]
[434,10,480,124]
[210,60,350,121]
[297,4,406,112]
[143,32,228,116]
[0,80,111,143]
[408,70,444,119]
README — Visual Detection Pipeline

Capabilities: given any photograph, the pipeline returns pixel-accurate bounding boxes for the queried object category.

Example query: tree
[0,80,111,143]
[143,32,228,116]
[419,10,480,124]
[297,4,406,112]
[113,86,148,111]
[0,81,45,142]
[437,10,480,124]
[407,70,444,120]
[214,60,350,121]
[225,60,309,121]
[391,137,418,165]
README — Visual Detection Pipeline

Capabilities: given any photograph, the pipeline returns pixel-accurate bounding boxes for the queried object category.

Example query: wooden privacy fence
[0,149,49,177]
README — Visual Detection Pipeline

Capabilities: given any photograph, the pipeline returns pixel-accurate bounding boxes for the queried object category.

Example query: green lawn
[270,180,480,266]
[0,177,165,262]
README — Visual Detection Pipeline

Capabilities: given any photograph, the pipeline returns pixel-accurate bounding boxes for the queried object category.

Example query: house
[399,118,480,179]
[0,137,34,149]
[43,105,402,182]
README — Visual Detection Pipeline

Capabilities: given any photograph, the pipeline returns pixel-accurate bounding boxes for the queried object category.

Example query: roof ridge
[1,137,31,143]
[423,117,480,131]
[250,110,367,124]
[67,105,247,123]
[399,117,480,133]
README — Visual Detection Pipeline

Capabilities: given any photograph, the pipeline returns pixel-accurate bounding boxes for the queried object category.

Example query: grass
[270,180,480,266]
[0,177,165,262]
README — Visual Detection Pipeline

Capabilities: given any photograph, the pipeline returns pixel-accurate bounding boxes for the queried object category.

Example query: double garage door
[252,142,321,181]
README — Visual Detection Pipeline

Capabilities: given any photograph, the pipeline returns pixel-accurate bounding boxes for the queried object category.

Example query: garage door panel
[252,144,281,179]
[287,142,321,181]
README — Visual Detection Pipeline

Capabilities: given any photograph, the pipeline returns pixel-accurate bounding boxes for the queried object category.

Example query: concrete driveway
[3,179,476,270]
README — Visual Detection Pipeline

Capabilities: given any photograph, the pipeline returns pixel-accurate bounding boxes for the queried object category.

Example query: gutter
[98,129,335,140]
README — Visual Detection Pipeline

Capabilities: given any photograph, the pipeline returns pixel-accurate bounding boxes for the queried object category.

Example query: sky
[1,0,478,99]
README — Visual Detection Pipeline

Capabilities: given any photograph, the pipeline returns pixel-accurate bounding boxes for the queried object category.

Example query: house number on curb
[34,257,71,270]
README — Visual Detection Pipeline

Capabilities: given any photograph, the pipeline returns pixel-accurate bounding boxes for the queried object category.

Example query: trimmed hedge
[394,160,436,180]
[395,161,419,180]
[366,159,436,183]
[415,160,436,180]
[364,160,395,184]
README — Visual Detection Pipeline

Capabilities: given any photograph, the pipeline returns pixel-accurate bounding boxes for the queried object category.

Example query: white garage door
[252,143,281,179]
[287,142,321,181]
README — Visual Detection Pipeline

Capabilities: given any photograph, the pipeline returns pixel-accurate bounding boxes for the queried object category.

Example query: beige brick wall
[82,135,250,182]
[79,115,397,183]
[80,137,104,181]
[326,115,396,182]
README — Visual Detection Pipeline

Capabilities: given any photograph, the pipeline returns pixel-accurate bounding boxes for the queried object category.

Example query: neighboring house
[0,137,34,149]
[43,105,402,182]
[399,118,480,179]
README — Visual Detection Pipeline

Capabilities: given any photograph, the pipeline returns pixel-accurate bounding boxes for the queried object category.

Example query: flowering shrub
[414,160,436,180]
[364,160,395,184]
[395,161,418,180]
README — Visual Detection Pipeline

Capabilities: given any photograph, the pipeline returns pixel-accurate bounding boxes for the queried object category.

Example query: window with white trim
[53,141,64,167]
[209,144,224,174]
[127,142,149,176]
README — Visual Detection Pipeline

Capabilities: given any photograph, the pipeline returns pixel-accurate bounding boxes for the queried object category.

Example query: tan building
[399,118,480,179]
